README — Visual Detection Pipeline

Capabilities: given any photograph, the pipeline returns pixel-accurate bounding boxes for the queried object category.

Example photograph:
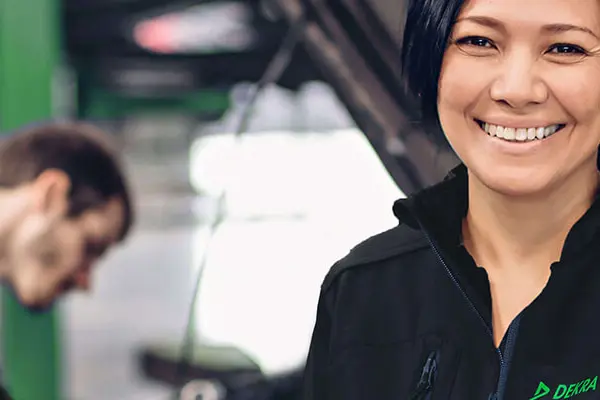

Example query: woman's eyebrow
[542,23,599,39]
[455,16,506,33]
[456,16,599,40]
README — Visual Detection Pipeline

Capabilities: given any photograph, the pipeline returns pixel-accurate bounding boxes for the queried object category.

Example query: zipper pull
[409,351,438,400]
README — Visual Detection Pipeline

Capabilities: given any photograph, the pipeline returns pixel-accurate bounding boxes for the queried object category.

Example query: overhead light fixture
[133,2,257,54]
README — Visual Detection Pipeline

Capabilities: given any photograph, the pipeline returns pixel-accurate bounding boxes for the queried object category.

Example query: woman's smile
[437,0,600,196]
[474,119,566,142]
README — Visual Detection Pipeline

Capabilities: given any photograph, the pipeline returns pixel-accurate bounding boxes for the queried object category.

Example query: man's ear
[31,169,71,217]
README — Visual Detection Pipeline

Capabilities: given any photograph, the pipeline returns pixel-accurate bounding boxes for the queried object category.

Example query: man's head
[0,121,134,311]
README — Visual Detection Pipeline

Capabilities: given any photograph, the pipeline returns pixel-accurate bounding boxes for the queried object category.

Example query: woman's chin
[471,168,556,199]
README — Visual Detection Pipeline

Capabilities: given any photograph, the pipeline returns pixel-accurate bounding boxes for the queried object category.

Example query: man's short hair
[0,121,134,240]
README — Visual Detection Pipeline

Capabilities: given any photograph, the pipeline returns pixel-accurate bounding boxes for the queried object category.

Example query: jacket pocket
[327,333,460,400]
[409,350,438,400]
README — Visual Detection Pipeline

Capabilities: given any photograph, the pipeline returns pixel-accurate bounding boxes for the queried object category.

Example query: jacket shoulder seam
[322,224,429,292]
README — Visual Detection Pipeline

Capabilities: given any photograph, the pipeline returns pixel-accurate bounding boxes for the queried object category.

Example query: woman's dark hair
[401,0,466,145]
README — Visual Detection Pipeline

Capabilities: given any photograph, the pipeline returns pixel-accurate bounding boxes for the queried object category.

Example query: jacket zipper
[409,350,438,400]
[488,317,520,400]
[417,225,516,400]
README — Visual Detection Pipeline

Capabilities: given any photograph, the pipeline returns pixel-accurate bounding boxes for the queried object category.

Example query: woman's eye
[455,36,494,48]
[453,36,497,56]
[548,43,587,55]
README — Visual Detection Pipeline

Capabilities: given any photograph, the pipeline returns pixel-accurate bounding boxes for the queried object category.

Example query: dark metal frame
[270,0,459,194]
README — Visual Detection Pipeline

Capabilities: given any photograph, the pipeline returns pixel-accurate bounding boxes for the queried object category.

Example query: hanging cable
[171,14,307,400]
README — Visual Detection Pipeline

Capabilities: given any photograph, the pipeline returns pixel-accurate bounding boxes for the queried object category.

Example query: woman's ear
[31,169,71,217]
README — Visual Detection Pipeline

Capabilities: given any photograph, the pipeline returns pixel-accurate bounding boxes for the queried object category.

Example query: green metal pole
[0,0,63,399]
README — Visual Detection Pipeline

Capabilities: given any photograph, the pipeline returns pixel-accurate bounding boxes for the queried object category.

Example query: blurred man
[0,121,134,312]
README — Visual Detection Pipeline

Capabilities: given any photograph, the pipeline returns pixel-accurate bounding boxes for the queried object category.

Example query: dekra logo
[530,376,598,399]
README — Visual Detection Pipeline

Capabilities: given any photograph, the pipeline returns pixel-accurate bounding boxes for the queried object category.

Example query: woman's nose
[490,50,549,109]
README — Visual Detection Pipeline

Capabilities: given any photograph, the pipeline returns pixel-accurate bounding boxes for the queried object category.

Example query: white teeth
[505,127,516,140]
[545,125,559,137]
[536,127,545,139]
[480,122,563,142]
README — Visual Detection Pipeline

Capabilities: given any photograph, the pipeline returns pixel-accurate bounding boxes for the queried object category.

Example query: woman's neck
[463,166,600,271]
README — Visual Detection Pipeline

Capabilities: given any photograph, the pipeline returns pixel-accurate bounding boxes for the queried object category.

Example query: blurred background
[0,0,459,399]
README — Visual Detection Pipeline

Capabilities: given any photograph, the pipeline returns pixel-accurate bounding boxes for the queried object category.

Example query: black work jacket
[303,164,600,400]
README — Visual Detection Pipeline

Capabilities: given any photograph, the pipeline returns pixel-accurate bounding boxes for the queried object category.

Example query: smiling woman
[302,1,600,400]
[438,0,600,197]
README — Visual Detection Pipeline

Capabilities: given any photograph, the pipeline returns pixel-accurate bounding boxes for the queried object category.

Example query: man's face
[5,172,125,311]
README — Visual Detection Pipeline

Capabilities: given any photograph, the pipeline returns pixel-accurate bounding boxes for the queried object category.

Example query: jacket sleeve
[303,281,337,400]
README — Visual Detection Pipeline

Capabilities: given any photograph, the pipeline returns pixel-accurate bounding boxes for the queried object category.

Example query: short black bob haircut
[401,0,466,146]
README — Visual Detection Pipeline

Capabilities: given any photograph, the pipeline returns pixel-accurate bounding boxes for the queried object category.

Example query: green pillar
[0,0,63,399]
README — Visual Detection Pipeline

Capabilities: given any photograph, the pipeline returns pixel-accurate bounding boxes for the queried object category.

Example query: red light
[133,15,178,53]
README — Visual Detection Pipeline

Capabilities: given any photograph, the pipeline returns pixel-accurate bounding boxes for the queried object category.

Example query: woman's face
[438,0,600,196]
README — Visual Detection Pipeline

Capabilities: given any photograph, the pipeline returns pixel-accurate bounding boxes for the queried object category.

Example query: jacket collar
[393,163,468,251]
[393,163,600,262]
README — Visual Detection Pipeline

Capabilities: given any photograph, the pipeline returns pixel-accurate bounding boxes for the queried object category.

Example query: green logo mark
[531,382,551,400]
[530,376,598,399]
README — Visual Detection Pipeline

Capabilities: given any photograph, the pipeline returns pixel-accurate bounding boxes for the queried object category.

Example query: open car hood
[270,0,459,194]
